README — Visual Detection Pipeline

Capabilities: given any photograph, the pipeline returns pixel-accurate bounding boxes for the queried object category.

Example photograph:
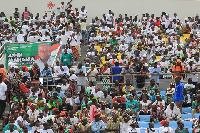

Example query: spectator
[126,94,139,112]
[91,113,105,133]
[175,121,189,133]
[173,76,184,113]
[40,63,53,91]
[111,62,122,83]
[159,120,173,133]
[60,49,73,69]
[164,102,181,121]
[150,105,164,122]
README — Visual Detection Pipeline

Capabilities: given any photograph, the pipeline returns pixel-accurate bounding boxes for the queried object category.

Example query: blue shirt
[40,68,53,82]
[91,120,105,133]
[111,66,122,81]
[173,82,184,102]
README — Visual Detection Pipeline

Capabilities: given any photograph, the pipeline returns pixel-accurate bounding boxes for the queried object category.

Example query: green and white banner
[5,42,60,70]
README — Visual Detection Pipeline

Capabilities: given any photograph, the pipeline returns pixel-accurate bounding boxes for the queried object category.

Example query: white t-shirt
[15,116,30,129]
[159,126,173,133]
[61,84,70,92]
[5,130,19,133]
[140,100,151,109]
[0,82,7,100]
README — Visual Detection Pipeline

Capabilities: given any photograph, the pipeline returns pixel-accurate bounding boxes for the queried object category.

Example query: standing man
[40,63,53,91]
[173,76,184,113]
[60,49,73,68]
[75,62,87,92]
[111,62,122,83]
[149,61,161,85]
[0,76,7,119]
[86,63,98,82]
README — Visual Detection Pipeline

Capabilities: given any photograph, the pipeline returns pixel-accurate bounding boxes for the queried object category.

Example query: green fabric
[110,39,118,45]
[38,107,44,111]
[60,54,73,66]
[84,63,90,71]
[3,124,18,133]
[177,129,188,133]
[81,103,86,109]
[54,97,62,105]
[192,101,200,109]
[47,101,59,111]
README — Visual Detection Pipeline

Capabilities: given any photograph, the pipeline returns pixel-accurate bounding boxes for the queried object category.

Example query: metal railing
[36,72,200,90]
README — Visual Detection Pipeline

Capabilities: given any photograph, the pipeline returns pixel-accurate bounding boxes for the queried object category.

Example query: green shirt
[54,97,62,105]
[192,101,200,109]
[126,100,139,112]
[61,54,73,66]
[110,39,118,45]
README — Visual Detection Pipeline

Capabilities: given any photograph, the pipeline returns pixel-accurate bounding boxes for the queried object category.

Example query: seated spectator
[106,113,120,133]
[159,120,173,133]
[120,114,132,133]
[91,113,105,133]
[164,87,175,105]
[112,91,126,104]
[126,94,139,112]
[146,79,159,96]
[99,89,112,106]
[164,102,181,121]
[175,121,189,133]
[146,122,158,133]
[5,123,18,133]
[128,120,140,133]
[191,94,200,118]
[139,94,151,115]
[91,85,104,98]
[122,79,135,94]
[150,105,164,122]
[77,118,91,132]
[152,94,165,110]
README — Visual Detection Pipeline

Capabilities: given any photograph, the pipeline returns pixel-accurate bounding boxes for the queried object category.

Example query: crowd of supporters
[0,2,200,133]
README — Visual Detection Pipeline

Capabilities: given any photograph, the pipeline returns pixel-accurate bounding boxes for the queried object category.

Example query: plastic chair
[139,115,150,122]
[182,107,191,114]
[155,128,160,133]
[188,128,193,133]
[140,129,146,133]
[101,56,105,61]
[153,122,162,128]
[181,113,192,120]
[156,56,161,61]
[194,113,200,119]
[160,91,166,96]
[183,121,193,129]
[138,122,149,128]
[169,121,178,129]
[94,46,100,54]
[183,34,190,38]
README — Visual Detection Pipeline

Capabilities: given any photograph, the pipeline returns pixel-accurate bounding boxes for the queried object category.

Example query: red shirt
[112,96,125,103]
[155,20,161,27]
[115,29,122,35]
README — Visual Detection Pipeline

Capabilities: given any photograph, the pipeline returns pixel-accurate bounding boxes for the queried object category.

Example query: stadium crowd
[0,2,200,133]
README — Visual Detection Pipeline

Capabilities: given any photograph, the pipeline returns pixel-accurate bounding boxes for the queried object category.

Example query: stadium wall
[1,0,200,23]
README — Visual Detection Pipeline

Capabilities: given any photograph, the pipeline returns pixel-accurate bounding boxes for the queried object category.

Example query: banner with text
[5,42,60,70]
